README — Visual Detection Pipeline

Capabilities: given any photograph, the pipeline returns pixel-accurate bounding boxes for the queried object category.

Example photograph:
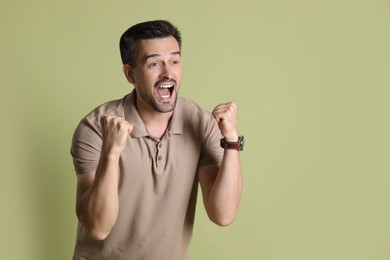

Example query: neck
[142,112,173,139]
[136,100,173,139]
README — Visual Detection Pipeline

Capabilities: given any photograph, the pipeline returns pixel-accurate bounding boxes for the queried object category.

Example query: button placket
[156,140,166,171]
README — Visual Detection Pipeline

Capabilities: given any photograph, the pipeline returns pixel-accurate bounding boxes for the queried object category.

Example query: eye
[146,61,163,70]
[170,59,180,66]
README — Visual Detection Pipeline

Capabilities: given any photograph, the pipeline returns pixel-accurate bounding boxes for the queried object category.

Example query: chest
[118,133,202,195]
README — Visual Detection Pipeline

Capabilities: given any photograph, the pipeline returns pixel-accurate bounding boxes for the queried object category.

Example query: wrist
[220,136,244,151]
[223,134,239,142]
[102,141,125,158]
[101,147,122,161]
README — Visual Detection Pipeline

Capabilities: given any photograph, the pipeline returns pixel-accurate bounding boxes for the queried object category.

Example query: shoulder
[83,95,129,122]
[177,96,213,119]
[174,96,220,135]
[73,94,130,136]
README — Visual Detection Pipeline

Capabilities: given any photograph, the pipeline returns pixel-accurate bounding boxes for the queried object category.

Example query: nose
[159,63,173,80]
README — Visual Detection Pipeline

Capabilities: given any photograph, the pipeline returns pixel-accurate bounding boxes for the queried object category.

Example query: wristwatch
[220,136,244,151]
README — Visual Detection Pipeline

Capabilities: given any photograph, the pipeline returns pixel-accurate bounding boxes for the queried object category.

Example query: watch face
[239,136,244,151]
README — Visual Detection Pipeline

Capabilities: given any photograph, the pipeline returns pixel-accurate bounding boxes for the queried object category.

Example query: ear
[123,64,136,84]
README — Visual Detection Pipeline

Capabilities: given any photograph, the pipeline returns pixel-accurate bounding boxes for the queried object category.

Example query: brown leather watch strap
[220,136,244,151]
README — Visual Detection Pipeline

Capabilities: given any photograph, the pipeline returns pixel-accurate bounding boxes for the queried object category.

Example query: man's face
[125,36,182,113]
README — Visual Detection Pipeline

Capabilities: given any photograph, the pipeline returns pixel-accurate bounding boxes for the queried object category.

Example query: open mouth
[156,84,175,99]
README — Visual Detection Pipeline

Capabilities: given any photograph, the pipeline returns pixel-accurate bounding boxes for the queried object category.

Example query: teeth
[159,85,173,89]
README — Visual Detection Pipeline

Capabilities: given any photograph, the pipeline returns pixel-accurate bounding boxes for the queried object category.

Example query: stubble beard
[137,88,178,113]
[152,95,178,113]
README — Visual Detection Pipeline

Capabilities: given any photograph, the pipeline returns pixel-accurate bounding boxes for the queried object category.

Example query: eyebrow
[144,51,181,61]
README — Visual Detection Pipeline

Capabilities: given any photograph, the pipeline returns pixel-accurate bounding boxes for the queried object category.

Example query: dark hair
[119,20,182,67]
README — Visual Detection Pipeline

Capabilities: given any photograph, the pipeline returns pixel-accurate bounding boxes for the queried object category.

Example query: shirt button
[159,143,163,148]
[158,156,163,161]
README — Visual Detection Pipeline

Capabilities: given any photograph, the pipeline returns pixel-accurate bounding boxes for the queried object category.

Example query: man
[71,20,243,260]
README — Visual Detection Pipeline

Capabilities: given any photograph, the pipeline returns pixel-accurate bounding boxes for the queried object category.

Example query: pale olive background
[1,0,389,259]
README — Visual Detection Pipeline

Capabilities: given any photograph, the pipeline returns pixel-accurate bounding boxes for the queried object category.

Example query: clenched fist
[212,102,239,142]
[100,114,133,156]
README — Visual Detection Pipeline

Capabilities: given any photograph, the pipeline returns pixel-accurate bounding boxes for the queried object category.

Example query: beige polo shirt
[71,90,223,260]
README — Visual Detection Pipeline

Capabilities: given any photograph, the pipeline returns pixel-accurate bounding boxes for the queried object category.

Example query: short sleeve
[198,115,224,167]
[70,116,102,175]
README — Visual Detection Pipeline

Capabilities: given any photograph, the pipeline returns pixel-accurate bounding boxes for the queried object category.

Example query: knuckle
[101,114,108,121]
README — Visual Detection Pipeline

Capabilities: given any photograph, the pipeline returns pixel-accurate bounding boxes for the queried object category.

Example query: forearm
[207,150,242,226]
[77,153,120,240]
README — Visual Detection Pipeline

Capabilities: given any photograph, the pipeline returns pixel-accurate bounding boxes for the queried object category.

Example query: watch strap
[220,136,244,151]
